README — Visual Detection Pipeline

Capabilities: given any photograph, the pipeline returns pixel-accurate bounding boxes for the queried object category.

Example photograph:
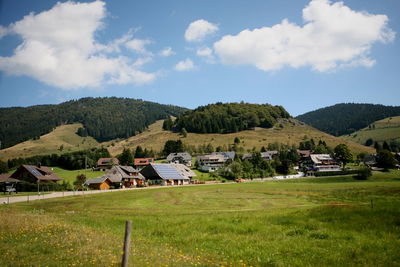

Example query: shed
[84,176,112,190]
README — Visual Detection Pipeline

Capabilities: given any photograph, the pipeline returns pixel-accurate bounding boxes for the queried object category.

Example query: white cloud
[0,25,8,38]
[0,1,156,89]
[196,46,215,63]
[175,58,195,71]
[159,46,174,57]
[185,19,218,42]
[214,0,395,72]
[125,38,152,55]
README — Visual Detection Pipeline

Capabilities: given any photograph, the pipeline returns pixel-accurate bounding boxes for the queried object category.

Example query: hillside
[107,118,374,156]
[342,116,400,145]
[0,124,99,160]
[0,97,187,149]
[173,102,290,133]
[296,103,400,136]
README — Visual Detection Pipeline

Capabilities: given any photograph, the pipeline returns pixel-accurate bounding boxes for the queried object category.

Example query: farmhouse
[134,158,154,170]
[96,158,119,171]
[242,151,278,161]
[103,165,145,188]
[166,152,192,166]
[10,164,63,184]
[309,154,341,172]
[197,154,226,172]
[212,151,236,162]
[0,174,21,193]
[171,163,197,180]
[140,163,190,186]
[84,176,112,190]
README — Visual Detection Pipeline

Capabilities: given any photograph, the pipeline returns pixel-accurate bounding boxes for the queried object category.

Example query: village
[2,147,390,194]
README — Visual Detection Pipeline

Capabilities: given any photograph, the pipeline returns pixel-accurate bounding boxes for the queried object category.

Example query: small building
[364,154,377,167]
[84,176,112,190]
[140,163,190,186]
[96,158,119,171]
[197,154,226,172]
[104,165,145,188]
[134,158,154,170]
[166,153,192,166]
[310,154,341,172]
[0,174,21,194]
[10,165,63,184]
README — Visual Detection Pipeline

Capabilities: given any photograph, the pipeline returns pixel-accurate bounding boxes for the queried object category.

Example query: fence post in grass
[121,220,132,267]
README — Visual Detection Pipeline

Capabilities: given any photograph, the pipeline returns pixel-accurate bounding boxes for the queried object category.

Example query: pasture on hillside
[0,172,399,266]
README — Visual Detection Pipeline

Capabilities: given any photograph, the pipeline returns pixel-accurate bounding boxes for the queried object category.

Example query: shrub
[354,167,372,180]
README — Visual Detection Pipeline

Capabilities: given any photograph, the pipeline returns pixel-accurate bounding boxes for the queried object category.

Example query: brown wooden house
[10,165,62,184]
[96,158,119,171]
[84,177,112,190]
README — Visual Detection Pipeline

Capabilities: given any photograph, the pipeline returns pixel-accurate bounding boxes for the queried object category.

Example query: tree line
[165,102,290,134]
[0,97,187,149]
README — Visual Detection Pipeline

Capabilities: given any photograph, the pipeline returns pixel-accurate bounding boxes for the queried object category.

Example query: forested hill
[0,97,187,149]
[296,103,400,136]
[172,102,290,133]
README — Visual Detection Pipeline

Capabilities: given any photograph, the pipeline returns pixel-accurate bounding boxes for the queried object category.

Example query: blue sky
[0,0,399,116]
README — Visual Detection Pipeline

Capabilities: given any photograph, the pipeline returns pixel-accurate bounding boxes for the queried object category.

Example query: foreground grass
[0,172,399,266]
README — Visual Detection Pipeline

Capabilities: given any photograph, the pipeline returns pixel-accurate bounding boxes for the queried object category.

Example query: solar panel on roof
[28,167,42,177]
[154,164,183,179]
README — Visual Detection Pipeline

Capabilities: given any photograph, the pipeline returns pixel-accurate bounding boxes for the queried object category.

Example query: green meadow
[1,171,399,266]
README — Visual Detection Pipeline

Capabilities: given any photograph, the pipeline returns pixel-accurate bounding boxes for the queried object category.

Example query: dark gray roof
[166,152,192,161]
[85,176,110,185]
[212,151,235,160]
[104,165,144,183]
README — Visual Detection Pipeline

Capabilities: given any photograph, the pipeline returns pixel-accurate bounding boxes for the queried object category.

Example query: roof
[134,158,154,166]
[166,152,192,161]
[310,154,334,164]
[0,174,21,183]
[104,165,144,183]
[212,151,235,160]
[198,154,226,162]
[149,163,188,180]
[97,158,119,166]
[171,163,197,179]
[12,165,62,181]
[84,176,111,185]
[298,150,312,158]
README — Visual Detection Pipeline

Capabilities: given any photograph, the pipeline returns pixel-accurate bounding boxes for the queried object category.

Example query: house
[197,154,226,172]
[242,151,278,161]
[84,176,112,190]
[363,154,377,166]
[134,158,154,170]
[211,151,236,162]
[0,174,21,193]
[103,165,145,188]
[171,163,197,180]
[140,163,190,186]
[96,158,119,171]
[10,165,63,184]
[298,150,312,160]
[309,154,341,172]
[166,153,192,166]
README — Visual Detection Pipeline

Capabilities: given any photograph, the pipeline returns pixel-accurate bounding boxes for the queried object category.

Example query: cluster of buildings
[0,150,346,193]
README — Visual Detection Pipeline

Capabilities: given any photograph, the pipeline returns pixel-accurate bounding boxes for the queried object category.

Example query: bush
[354,167,372,180]
[315,170,360,177]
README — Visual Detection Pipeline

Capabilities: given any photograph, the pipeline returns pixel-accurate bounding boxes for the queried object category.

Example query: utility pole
[85,156,87,178]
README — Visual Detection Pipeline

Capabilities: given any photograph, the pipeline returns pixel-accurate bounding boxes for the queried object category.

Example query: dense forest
[296,103,400,136]
[170,102,290,134]
[0,97,187,149]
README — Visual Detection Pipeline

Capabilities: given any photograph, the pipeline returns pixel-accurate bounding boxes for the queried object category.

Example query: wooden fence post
[121,220,132,267]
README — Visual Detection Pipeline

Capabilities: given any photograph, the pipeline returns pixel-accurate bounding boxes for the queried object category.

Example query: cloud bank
[0,1,156,89]
[214,0,395,72]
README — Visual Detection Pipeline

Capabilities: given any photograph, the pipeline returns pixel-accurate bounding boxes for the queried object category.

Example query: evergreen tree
[134,146,145,158]
[376,150,397,169]
[118,148,133,166]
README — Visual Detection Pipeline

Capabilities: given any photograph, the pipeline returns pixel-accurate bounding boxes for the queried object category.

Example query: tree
[134,146,145,158]
[374,141,381,152]
[234,137,240,144]
[162,117,173,131]
[181,128,188,138]
[228,161,242,179]
[73,174,86,186]
[118,148,133,165]
[0,160,8,174]
[334,144,353,168]
[383,141,390,151]
[163,140,184,156]
[376,150,397,169]
[365,138,374,146]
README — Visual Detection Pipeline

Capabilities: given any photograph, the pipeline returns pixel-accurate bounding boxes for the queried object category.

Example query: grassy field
[342,116,400,145]
[52,167,106,184]
[1,171,399,266]
[0,124,99,161]
[107,119,374,156]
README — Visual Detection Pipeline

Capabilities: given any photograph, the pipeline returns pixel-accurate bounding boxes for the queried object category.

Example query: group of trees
[370,140,400,153]
[117,146,155,165]
[3,147,110,171]
[296,103,400,136]
[0,97,187,149]
[167,102,290,134]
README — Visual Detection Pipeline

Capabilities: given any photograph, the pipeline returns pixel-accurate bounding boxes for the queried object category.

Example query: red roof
[134,158,154,166]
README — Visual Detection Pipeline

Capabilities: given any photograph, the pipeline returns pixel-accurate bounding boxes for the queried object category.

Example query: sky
[0,0,399,116]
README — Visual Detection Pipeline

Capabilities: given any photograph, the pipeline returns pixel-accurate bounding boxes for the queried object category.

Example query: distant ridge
[0,97,188,149]
[296,103,400,136]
